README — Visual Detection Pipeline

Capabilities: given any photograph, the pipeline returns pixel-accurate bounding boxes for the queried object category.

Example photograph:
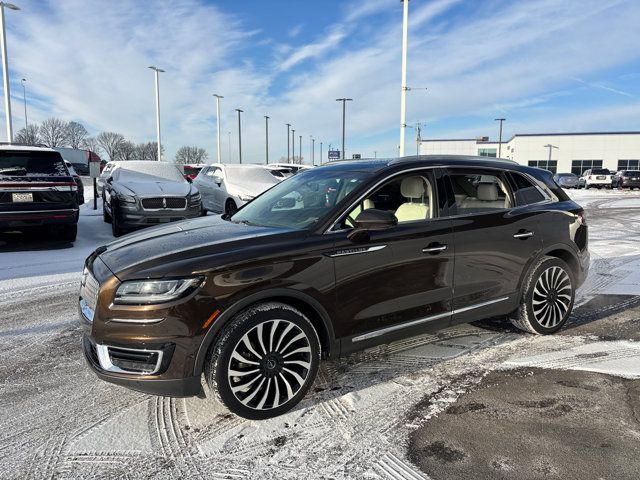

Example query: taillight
[621,176,627,181]
[588,175,592,180]
[577,210,587,226]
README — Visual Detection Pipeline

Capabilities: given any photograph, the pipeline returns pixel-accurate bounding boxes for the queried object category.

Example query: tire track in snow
[373,452,432,480]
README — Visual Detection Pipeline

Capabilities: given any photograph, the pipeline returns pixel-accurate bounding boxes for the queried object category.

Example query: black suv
[80,156,589,419]
[1,145,79,241]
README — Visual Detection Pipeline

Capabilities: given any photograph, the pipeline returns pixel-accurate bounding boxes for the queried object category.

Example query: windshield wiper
[0,166,27,176]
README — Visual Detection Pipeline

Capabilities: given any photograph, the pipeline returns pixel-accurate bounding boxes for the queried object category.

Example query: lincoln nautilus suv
[79,156,589,419]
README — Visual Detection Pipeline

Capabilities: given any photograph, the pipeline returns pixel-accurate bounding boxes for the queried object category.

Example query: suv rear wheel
[510,256,574,334]
[205,302,320,420]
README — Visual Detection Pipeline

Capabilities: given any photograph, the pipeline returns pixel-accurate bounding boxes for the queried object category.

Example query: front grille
[141,197,186,209]
[108,347,161,374]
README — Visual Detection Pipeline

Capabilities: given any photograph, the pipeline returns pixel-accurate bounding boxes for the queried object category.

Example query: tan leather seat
[460,183,507,209]
[395,177,429,222]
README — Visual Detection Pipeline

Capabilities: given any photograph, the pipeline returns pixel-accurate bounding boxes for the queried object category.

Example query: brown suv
[80,156,589,419]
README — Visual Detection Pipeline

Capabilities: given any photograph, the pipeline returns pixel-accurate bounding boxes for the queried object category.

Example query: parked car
[0,145,79,241]
[80,155,589,419]
[64,160,85,205]
[102,160,202,237]
[182,164,206,181]
[580,168,613,189]
[612,170,640,189]
[553,173,579,189]
[193,163,279,215]
[97,161,123,196]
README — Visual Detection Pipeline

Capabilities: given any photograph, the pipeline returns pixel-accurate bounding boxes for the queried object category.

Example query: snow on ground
[0,186,639,479]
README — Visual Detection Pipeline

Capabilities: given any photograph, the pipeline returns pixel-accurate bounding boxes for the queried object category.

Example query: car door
[441,168,544,324]
[331,168,454,353]
[194,167,213,210]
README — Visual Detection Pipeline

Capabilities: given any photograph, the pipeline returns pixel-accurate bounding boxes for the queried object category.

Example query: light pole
[0,2,19,143]
[298,135,302,165]
[291,128,295,163]
[320,142,323,165]
[336,97,352,159]
[213,94,223,163]
[374,150,377,158]
[544,144,558,164]
[495,118,505,158]
[227,131,231,162]
[148,66,164,160]
[264,115,269,164]
[20,77,26,130]
[235,108,243,164]
[311,136,315,166]
[399,0,409,157]
[286,123,291,163]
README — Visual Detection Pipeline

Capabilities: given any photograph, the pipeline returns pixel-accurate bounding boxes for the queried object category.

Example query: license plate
[12,193,33,202]
[596,176,605,180]
[633,178,639,181]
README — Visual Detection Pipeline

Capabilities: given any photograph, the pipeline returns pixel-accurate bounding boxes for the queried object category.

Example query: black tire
[205,302,321,420]
[111,201,124,237]
[103,200,112,223]
[201,208,208,217]
[510,256,575,335]
[225,199,238,216]
[57,224,77,242]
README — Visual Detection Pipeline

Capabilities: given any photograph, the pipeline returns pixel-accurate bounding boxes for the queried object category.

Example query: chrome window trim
[96,344,164,376]
[351,296,510,343]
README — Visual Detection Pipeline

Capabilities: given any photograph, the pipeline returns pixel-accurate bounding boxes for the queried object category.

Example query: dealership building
[418,131,640,175]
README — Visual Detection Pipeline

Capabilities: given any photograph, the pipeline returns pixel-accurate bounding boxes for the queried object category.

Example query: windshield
[230,167,372,229]
[592,168,610,175]
[116,161,185,182]
[0,150,68,177]
[226,165,279,184]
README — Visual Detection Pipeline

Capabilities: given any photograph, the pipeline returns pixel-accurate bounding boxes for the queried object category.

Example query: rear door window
[443,170,512,215]
[0,150,68,177]
[508,172,547,206]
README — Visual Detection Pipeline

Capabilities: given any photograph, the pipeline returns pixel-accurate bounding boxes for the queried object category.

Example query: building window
[478,148,497,157]
[571,160,603,176]
[528,160,557,173]
[617,159,640,171]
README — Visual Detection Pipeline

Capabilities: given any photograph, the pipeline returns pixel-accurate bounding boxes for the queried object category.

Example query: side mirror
[213,175,222,186]
[186,177,193,183]
[347,209,397,241]
[107,176,113,184]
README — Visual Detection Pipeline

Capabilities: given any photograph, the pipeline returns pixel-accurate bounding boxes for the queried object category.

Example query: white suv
[581,168,613,189]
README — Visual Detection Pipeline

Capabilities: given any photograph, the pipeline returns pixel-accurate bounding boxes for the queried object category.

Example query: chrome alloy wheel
[532,266,572,328]
[227,319,312,410]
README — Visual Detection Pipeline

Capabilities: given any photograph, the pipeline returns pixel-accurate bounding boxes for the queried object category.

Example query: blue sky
[3,0,640,162]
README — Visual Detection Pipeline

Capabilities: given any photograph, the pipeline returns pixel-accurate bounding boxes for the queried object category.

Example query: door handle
[513,231,534,239]
[422,243,447,254]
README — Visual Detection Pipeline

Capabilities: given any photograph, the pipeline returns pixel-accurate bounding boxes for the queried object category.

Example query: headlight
[114,277,204,305]
[117,192,136,204]
[190,192,201,203]
[238,194,254,202]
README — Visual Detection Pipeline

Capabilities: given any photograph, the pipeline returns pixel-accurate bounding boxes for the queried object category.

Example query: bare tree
[66,121,89,149]
[114,140,136,161]
[174,146,208,164]
[14,124,41,145]
[134,141,163,160]
[96,132,125,160]
[39,118,70,147]
[81,137,101,155]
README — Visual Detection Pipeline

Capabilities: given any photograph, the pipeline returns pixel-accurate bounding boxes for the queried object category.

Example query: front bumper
[83,336,202,396]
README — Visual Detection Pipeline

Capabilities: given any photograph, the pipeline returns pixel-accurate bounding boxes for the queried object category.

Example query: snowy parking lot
[1,188,639,479]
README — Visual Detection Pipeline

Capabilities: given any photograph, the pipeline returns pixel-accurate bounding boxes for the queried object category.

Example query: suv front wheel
[205,302,321,420]
[510,256,575,334]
